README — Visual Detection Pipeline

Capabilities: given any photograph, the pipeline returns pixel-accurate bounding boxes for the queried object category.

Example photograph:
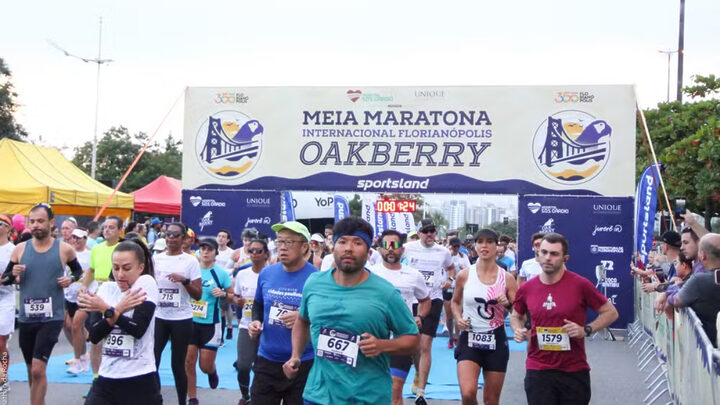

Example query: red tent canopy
[131,176,181,215]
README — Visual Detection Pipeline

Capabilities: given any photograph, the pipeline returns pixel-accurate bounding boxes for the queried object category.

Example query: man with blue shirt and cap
[248,221,317,404]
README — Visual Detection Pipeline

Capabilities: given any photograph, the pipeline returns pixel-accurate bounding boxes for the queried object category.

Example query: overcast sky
[3,0,719,155]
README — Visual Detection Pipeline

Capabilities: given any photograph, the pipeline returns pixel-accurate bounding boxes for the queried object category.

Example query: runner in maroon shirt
[510,233,618,405]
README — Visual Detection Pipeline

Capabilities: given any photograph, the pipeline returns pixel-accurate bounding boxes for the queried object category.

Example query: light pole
[658,49,678,102]
[677,0,685,102]
[49,17,113,178]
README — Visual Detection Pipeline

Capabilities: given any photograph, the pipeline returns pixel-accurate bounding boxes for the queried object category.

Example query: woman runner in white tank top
[451,229,518,405]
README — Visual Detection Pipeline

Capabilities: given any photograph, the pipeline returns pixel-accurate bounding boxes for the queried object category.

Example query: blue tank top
[19,238,66,322]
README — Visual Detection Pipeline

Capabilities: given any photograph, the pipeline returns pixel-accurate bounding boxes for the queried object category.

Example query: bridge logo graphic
[532,110,612,185]
[194,110,264,180]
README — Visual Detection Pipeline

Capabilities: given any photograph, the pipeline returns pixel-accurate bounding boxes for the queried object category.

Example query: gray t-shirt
[677,271,720,346]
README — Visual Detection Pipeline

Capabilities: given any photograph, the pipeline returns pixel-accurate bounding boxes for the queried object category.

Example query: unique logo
[246,197,272,207]
[592,224,623,236]
[346,90,361,103]
[199,211,213,231]
[195,110,264,180]
[540,218,555,233]
[527,202,541,214]
[593,204,622,215]
[532,110,612,185]
[542,294,556,310]
[190,196,202,207]
[590,245,624,254]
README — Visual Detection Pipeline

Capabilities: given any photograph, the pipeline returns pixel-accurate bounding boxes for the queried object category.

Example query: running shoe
[447,338,455,349]
[208,371,219,389]
[415,395,428,405]
[67,356,89,375]
[188,398,199,405]
[226,327,233,340]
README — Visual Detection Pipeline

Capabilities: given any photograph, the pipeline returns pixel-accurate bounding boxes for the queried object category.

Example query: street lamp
[658,49,678,103]
[49,17,113,179]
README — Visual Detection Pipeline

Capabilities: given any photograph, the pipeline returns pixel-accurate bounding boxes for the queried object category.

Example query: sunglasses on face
[166,230,183,238]
[249,248,265,254]
[420,229,436,234]
[381,241,402,249]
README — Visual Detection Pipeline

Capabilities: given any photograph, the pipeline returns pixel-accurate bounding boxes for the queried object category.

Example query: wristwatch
[182,278,190,286]
[104,306,115,319]
[584,325,593,337]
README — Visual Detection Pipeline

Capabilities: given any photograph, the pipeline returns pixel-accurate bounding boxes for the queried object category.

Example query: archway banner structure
[181,85,636,326]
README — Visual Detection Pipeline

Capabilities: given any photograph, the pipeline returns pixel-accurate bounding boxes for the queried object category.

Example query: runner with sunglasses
[373,230,430,405]
[153,223,202,405]
[452,229,518,405]
[402,219,455,404]
[233,239,268,405]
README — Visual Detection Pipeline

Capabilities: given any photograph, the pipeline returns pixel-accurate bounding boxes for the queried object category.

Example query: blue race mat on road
[8,332,249,390]
[402,326,526,400]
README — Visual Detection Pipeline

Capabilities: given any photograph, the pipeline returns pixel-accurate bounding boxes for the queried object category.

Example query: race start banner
[181,190,281,240]
[518,195,634,328]
[182,86,636,197]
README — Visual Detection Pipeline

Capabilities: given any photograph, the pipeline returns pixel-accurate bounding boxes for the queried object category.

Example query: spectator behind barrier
[672,233,720,347]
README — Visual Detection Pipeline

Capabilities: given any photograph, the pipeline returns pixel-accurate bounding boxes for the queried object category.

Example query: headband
[334,230,373,249]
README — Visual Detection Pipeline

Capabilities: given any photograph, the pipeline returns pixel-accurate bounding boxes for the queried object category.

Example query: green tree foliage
[638,74,720,227]
[486,219,518,239]
[72,126,182,192]
[0,58,28,141]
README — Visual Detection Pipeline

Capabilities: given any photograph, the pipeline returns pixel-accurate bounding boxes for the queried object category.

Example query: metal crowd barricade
[631,278,720,405]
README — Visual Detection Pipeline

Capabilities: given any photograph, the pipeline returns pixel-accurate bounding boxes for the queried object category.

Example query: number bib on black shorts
[468,331,496,350]
[103,328,135,357]
[268,301,297,327]
[536,326,570,351]
[316,327,360,367]
[159,288,181,308]
[24,297,52,319]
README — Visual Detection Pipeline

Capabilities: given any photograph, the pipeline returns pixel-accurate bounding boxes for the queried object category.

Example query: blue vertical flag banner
[374,210,386,238]
[281,191,295,222]
[361,199,376,229]
[334,195,349,222]
[634,164,660,266]
[518,195,634,328]
[182,190,281,239]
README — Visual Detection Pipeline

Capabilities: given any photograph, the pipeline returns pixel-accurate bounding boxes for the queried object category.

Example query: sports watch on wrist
[584,325,593,337]
[104,306,115,319]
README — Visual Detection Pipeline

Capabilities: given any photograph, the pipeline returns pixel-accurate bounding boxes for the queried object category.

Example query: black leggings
[154,318,193,405]
[84,372,162,405]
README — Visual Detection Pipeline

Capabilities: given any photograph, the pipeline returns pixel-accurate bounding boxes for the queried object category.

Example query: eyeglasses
[166,230,183,238]
[276,239,304,247]
[381,241,402,249]
[249,248,265,254]
[420,229,436,234]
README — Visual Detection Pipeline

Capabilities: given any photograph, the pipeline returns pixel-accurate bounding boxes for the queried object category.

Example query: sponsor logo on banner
[190,196,226,207]
[592,224,623,236]
[527,202,541,214]
[590,245,624,254]
[593,203,622,215]
[526,202,570,215]
[245,217,272,227]
[553,91,595,104]
[346,89,394,104]
[540,218,555,233]
[609,294,618,304]
[600,277,620,288]
[532,110,612,185]
[246,197,272,207]
[315,197,334,207]
[214,92,249,104]
[414,89,445,99]
[600,260,615,271]
[194,110,264,180]
[346,90,361,103]
[199,211,213,231]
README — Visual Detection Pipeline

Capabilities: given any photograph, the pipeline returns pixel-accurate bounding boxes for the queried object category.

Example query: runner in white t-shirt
[373,229,431,405]
[0,214,15,391]
[77,239,162,405]
[402,219,455,404]
[65,228,93,374]
[152,223,202,405]
[518,233,546,287]
[233,239,267,405]
[320,250,336,271]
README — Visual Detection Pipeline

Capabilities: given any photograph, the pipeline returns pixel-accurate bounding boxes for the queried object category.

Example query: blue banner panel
[635,164,660,266]
[518,195,634,328]
[182,190,281,240]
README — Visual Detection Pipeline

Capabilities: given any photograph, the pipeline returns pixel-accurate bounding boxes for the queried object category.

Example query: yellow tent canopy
[0,138,134,217]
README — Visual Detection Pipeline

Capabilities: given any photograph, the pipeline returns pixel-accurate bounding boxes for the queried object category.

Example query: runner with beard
[283,217,419,405]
